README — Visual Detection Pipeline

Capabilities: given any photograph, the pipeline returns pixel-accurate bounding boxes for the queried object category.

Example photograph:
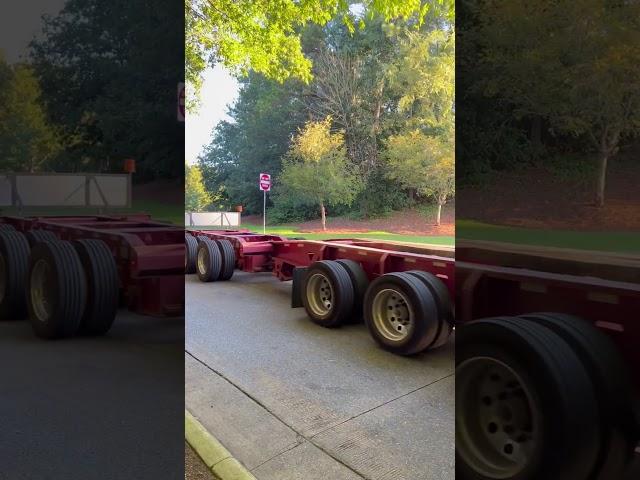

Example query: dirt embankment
[458,159,640,231]
[245,205,455,236]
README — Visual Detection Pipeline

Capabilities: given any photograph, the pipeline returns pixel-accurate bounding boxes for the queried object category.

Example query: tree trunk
[595,151,608,207]
[320,202,327,231]
[436,202,442,226]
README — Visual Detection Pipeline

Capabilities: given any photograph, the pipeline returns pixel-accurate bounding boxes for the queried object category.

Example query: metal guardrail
[0,173,132,208]
[185,212,240,227]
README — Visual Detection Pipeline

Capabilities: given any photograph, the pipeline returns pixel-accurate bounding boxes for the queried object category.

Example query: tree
[279,118,361,230]
[472,0,640,206]
[30,0,184,180]
[185,163,212,212]
[198,72,307,213]
[185,0,454,106]
[0,57,61,172]
[385,130,453,224]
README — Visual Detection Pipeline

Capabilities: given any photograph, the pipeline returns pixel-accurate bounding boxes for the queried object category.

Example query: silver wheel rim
[197,247,207,274]
[0,254,6,302]
[371,288,413,341]
[31,259,53,322]
[306,273,334,317]
[457,357,539,478]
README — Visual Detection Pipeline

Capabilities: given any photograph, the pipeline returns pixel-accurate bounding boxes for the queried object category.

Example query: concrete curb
[185,410,257,480]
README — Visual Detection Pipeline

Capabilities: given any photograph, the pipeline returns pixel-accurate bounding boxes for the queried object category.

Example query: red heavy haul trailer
[0,214,184,338]
[185,230,455,355]
[455,240,640,480]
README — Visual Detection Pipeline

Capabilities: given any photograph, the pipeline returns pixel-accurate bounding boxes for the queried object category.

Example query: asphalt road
[0,311,184,480]
[185,272,455,480]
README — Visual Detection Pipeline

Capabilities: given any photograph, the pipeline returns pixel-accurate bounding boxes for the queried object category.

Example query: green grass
[458,219,640,253]
[0,199,184,225]
[199,223,454,246]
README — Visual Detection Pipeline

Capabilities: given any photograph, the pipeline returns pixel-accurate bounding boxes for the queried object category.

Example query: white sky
[0,0,65,63]
[185,65,240,165]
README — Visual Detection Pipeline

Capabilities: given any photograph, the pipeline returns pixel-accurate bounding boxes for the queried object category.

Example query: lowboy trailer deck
[455,239,640,480]
[0,214,184,338]
[185,230,455,356]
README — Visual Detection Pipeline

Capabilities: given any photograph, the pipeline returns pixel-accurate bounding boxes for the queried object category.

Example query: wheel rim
[197,247,208,274]
[31,259,53,322]
[306,273,334,316]
[0,254,6,303]
[457,357,539,479]
[371,288,413,341]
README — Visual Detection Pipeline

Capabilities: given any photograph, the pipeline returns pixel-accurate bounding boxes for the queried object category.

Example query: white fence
[0,173,131,208]
[185,212,240,227]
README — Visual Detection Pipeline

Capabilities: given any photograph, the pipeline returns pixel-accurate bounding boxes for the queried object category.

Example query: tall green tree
[185,163,212,211]
[30,0,184,180]
[198,73,307,213]
[279,118,361,229]
[472,0,640,206]
[186,0,454,106]
[0,57,61,172]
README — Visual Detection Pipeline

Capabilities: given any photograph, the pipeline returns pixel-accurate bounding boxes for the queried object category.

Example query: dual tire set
[456,313,638,480]
[0,224,118,338]
[185,234,236,282]
[300,260,453,355]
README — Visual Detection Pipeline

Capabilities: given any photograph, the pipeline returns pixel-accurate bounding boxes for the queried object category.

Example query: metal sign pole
[263,189,266,234]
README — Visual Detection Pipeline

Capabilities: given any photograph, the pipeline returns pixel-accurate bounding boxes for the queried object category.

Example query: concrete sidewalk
[185,272,454,480]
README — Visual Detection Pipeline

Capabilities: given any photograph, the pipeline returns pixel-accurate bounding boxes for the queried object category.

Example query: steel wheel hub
[306,273,334,316]
[457,357,539,479]
[197,247,207,274]
[31,259,53,322]
[371,288,413,341]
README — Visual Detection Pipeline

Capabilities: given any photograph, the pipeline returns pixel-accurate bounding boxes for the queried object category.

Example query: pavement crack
[309,373,455,440]
[186,350,368,479]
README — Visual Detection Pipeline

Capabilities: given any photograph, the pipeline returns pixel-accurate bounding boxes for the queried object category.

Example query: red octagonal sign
[259,173,271,191]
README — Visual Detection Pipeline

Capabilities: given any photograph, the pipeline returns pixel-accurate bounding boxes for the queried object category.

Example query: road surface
[0,311,184,480]
[185,272,455,480]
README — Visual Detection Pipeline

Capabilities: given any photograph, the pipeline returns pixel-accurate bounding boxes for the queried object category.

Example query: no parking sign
[259,173,271,192]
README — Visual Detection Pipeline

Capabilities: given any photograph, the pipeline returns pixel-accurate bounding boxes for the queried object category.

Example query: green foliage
[30,0,184,180]
[0,58,61,172]
[186,0,454,106]
[459,0,640,204]
[185,163,212,212]
[278,118,362,221]
[198,73,307,214]
[198,6,456,224]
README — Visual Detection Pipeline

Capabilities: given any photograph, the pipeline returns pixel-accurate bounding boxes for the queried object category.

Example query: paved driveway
[186,272,454,480]
[0,312,184,480]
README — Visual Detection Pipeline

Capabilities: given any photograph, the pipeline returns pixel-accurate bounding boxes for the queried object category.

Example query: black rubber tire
[0,231,30,320]
[0,223,16,232]
[363,272,439,355]
[215,239,236,281]
[406,270,453,349]
[456,317,601,480]
[335,259,369,323]
[302,260,354,328]
[185,234,198,274]
[25,229,58,248]
[196,235,209,243]
[72,239,118,336]
[196,238,222,282]
[27,240,87,339]
[519,312,637,479]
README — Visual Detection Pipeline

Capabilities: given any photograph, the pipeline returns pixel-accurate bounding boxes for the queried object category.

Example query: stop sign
[259,173,271,191]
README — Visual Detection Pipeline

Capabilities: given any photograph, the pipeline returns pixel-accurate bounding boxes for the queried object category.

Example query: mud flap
[291,267,307,308]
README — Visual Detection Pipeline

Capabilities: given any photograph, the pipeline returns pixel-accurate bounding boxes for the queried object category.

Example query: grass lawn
[458,219,640,253]
[199,223,455,246]
[0,200,184,226]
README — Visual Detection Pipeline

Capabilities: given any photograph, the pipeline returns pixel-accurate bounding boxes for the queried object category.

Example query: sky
[185,66,240,165]
[0,0,65,63]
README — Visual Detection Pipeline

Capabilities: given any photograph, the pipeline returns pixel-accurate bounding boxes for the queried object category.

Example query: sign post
[259,173,271,234]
